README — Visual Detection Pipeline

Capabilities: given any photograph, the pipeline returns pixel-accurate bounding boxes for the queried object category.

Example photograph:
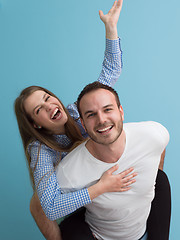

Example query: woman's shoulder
[28,140,59,160]
[28,139,52,151]
[66,102,79,119]
[29,140,61,169]
[67,103,88,138]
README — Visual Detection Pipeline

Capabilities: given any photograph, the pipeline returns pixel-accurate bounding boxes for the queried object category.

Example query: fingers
[99,10,104,21]
[120,172,137,192]
[122,178,136,187]
[120,187,131,192]
[107,164,119,174]
[108,1,117,15]
[119,167,137,191]
[120,167,134,178]
[110,0,122,12]
[111,0,117,11]
[122,172,137,183]
[100,165,137,193]
[99,0,123,28]
[116,0,123,9]
[119,177,136,192]
[107,166,136,179]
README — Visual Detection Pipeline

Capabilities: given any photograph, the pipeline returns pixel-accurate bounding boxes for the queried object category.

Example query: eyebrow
[84,104,114,116]
[33,93,47,114]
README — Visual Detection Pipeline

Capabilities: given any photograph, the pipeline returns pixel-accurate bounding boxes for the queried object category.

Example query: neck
[86,130,126,163]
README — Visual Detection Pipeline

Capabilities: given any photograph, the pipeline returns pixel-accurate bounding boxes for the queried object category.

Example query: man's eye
[105,108,112,112]
[87,113,95,118]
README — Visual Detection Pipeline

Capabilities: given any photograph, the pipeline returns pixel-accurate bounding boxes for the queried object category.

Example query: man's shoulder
[55,140,94,191]
[59,141,86,166]
[124,121,169,147]
[124,121,166,131]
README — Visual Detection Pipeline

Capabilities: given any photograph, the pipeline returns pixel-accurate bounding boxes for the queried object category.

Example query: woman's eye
[36,108,41,114]
[45,96,50,102]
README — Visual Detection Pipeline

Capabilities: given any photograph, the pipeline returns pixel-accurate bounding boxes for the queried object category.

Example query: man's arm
[159,149,166,170]
[30,193,62,240]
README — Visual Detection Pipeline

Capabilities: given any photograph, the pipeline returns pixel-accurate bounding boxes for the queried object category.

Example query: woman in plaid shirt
[14,1,134,239]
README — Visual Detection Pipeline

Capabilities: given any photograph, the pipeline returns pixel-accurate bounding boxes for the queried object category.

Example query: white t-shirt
[56,121,169,240]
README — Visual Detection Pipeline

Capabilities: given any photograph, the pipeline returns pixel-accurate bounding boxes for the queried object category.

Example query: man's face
[80,89,124,145]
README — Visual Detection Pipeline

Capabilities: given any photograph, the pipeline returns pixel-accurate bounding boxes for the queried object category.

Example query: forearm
[88,182,105,200]
[31,145,91,221]
[98,38,122,87]
[105,22,118,40]
[159,149,166,170]
[30,193,62,240]
[158,124,169,170]
[37,173,91,221]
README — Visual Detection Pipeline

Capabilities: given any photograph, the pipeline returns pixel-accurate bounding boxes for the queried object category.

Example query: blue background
[1,0,179,239]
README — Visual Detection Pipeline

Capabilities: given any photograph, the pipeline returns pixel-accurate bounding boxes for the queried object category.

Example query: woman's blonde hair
[14,86,85,188]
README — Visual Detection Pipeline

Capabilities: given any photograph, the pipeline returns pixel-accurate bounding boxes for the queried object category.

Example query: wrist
[105,25,118,40]
[88,182,105,200]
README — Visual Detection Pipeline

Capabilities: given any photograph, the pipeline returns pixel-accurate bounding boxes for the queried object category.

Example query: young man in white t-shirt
[56,82,170,240]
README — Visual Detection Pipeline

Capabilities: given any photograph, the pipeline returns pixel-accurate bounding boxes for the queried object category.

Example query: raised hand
[99,0,123,39]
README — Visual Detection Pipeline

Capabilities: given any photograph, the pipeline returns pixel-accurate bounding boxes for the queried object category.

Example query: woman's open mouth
[51,108,62,120]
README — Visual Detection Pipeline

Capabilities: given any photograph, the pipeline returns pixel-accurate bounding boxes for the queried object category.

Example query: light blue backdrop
[1,0,179,239]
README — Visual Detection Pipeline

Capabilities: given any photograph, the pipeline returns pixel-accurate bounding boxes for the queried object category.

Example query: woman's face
[24,90,68,134]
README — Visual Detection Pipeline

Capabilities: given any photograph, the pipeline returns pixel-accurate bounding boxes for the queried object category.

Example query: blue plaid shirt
[30,38,122,220]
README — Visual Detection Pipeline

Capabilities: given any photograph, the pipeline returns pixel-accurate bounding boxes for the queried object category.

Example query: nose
[97,112,106,125]
[43,102,52,111]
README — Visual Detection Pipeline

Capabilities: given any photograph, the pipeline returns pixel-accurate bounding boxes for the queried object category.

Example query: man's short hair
[77,81,121,118]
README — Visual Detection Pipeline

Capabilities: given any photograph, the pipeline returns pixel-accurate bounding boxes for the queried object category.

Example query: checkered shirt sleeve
[30,38,122,220]
[98,38,122,87]
[30,141,91,220]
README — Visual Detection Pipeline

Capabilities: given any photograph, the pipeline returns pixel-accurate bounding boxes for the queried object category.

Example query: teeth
[97,126,112,132]
[51,108,59,119]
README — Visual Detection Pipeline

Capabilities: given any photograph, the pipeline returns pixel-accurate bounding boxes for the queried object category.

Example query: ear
[119,105,124,121]
[80,118,86,131]
[33,123,42,129]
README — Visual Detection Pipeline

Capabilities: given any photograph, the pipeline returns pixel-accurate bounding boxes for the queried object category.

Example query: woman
[15,1,135,239]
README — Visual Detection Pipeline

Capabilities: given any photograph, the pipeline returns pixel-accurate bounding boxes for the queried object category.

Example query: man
[56,82,170,240]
